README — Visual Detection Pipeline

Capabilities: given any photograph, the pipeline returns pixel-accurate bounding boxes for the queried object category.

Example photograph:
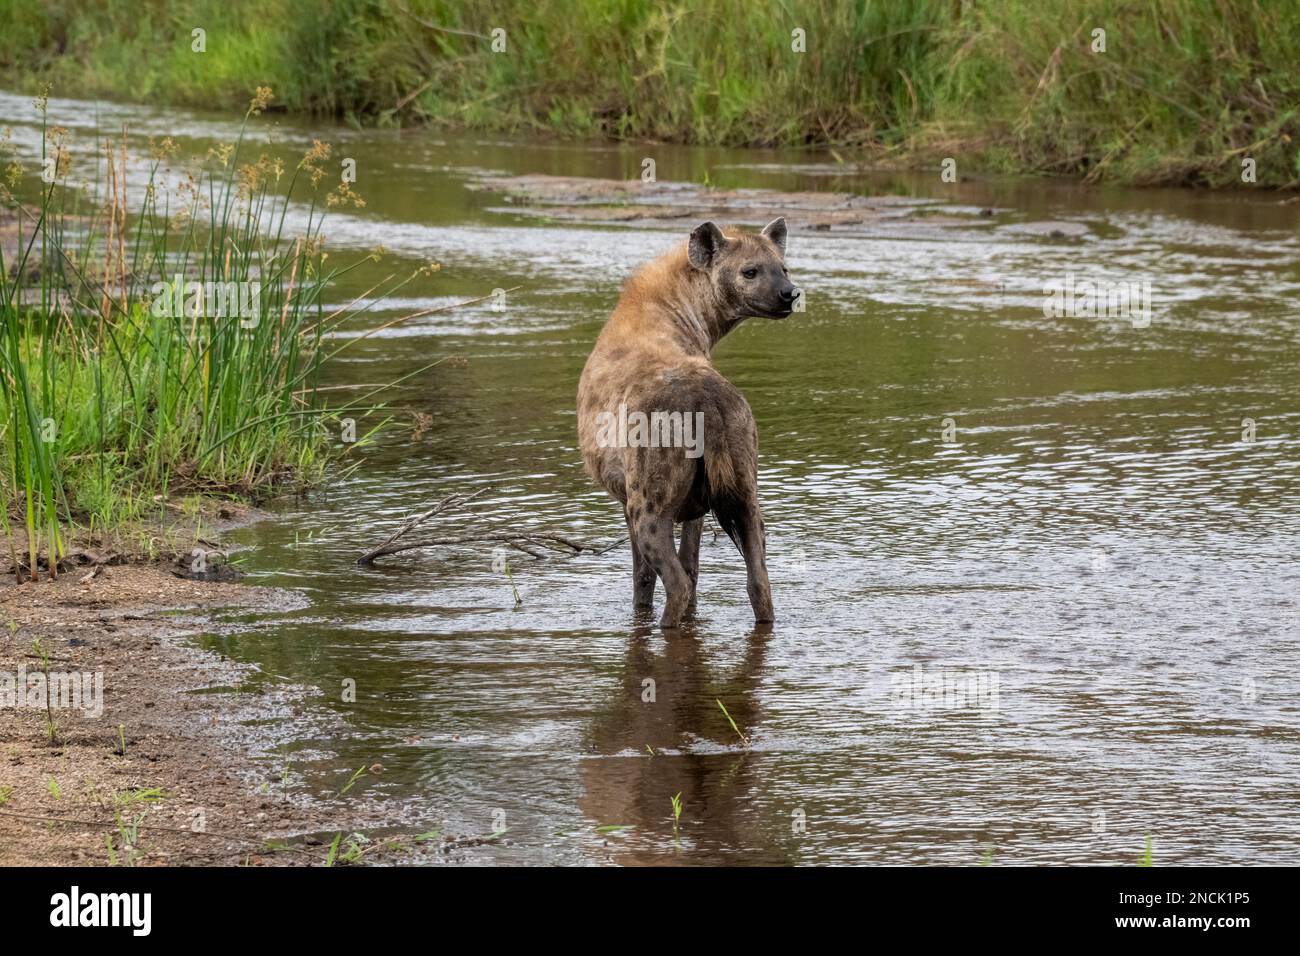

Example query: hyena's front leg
[677,518,702,612]
[626,506,656,611]
[733,499,774,624]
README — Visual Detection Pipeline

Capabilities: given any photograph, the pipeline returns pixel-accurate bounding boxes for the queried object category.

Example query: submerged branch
[355,488,624,565]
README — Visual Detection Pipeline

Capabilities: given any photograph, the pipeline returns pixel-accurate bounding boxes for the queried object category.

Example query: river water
[5,91,1299,864]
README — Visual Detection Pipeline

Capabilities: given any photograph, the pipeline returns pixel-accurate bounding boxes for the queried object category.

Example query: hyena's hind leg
[630,500,692,629]
[721,496,774,624]
[677,518,703,613]
[625,504,656,611]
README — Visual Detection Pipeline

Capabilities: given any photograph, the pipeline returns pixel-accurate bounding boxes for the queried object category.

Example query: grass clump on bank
[0,88,406,580]
[0,0,1297,188]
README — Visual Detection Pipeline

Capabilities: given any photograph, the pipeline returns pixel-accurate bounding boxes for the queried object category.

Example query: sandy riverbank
[0,561,349,865]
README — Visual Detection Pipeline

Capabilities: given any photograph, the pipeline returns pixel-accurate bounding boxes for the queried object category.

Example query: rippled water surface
[7,92,1299,864]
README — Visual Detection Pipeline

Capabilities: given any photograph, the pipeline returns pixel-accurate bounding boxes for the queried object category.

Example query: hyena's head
[687,217,799,319]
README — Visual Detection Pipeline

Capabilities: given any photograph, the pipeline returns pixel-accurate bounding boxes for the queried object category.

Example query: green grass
[715,697,749,747]
[0,0,1297,187]
[0,90,416,579]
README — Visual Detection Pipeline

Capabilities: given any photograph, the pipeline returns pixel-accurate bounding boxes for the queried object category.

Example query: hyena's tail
[700,415,739,499]
[694,376,758,550]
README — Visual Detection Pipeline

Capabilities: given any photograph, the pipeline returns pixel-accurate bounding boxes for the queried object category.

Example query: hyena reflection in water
[577,218,798,629]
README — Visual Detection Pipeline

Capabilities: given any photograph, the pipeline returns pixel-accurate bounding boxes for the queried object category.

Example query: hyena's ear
[688,221,727,271]
[761,217,787,256]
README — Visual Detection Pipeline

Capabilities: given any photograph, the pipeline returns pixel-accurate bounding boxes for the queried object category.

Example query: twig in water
[355,488,489,565]
[356,487,625,565]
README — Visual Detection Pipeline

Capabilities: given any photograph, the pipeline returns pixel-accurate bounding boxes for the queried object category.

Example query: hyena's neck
[660,272,744,356]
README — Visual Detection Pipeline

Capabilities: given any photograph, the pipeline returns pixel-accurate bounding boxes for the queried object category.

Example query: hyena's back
[578,356,757,522]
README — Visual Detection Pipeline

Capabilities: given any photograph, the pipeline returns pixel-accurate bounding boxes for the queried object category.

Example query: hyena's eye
[741,267,758,279]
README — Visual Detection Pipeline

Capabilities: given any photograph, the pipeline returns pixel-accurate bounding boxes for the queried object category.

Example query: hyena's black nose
[779,283,798,303]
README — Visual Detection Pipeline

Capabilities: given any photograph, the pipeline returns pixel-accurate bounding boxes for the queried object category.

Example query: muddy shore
[0,564,342,866]
[470,171,1083,236]
[0,495,507,867]
[0,495,458,867]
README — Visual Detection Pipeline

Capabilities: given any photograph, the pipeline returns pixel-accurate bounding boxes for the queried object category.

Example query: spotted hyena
[577,218,798,628]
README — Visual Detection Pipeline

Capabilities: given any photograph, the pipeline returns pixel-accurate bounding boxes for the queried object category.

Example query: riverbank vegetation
[1,0,1297,188]
[0,90,408,579]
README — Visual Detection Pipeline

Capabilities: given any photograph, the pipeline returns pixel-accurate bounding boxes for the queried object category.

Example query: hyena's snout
[763,277,799,318]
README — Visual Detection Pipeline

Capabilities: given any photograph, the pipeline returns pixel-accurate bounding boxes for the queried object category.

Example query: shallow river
[6,91,1300,864]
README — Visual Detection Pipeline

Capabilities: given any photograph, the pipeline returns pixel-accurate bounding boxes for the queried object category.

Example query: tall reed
[0,89,411,580]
